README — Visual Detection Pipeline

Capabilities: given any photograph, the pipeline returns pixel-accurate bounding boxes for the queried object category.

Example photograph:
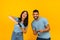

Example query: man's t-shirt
[32,17,50,39]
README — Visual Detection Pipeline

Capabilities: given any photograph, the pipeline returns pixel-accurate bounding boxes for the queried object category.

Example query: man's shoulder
[32,20,35,23]
[32,20,36,25]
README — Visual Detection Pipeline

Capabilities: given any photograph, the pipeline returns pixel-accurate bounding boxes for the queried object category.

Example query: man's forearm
[43,27,50,32]
[37,28,50,33]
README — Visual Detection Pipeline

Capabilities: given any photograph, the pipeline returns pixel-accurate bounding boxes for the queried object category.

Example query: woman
[9,11,28,40]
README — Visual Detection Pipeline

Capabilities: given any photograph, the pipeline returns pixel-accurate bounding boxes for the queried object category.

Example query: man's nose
[34,15,37,16]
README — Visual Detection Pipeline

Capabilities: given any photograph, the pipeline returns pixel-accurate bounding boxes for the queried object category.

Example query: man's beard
[34,17,39,20]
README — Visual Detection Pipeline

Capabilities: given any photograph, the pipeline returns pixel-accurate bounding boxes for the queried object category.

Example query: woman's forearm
[8,16,18,24]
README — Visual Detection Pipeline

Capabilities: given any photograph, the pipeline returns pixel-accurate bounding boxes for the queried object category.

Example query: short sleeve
[32,23,36,30]
[20,23,25,28]
[15,17,18,22]
[43,18,48,26]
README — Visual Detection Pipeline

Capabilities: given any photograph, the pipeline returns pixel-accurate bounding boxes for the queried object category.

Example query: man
[32,9,50,40]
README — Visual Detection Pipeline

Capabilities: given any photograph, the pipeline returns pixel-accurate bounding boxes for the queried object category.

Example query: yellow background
[0,0,60,40]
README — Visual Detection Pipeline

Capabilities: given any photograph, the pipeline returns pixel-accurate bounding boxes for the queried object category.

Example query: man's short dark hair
[33,9,39,13]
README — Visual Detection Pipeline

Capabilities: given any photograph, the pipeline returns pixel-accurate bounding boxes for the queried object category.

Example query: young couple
[9,9,50,40]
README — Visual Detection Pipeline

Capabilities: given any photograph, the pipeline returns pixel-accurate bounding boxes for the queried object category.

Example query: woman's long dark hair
[18,11,28,27]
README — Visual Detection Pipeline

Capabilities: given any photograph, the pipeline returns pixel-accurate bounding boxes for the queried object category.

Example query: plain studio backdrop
[0,0,60,40]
